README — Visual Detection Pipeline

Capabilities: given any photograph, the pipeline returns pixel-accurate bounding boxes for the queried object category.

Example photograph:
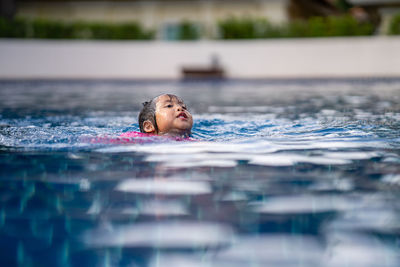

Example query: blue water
[1,79,400,266]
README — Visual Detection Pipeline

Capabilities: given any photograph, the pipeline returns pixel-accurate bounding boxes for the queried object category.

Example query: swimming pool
[1,79,400,266]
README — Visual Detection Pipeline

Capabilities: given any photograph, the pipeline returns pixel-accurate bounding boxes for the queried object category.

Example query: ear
[143,120,156,133]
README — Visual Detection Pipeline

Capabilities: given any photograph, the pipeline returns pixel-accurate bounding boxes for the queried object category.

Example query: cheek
[156,109,167,120]
[155,111,172,128]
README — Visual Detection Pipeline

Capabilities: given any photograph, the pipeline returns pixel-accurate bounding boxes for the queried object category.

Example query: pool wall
[0,37,400,80]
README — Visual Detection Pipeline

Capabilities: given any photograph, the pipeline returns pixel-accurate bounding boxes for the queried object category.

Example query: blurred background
[0,0,400,79]
[1,3,400,266]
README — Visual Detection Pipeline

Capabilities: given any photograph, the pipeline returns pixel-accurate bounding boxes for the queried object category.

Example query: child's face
[154,94,193,135]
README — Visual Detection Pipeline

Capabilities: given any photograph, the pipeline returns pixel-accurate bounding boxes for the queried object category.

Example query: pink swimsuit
[85,131,194,144]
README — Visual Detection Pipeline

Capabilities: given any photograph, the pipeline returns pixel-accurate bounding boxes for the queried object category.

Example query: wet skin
[153,94,193,137]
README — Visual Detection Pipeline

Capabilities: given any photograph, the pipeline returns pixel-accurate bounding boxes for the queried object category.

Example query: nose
[176,105,183,111]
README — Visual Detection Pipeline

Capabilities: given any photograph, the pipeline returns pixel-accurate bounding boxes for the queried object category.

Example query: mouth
[177,112,188,119]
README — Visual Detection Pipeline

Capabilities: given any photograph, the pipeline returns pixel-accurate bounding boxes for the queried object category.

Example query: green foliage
[31,19,74,39]
[0,15,378,40]
[284,16,374,37]
[0,17,154,40]
[0,17,26,37]
[177,21,201,40]
[218,15,374,39]
[334,0,353,11]
[388,13,400,35]
[218,17,281,39]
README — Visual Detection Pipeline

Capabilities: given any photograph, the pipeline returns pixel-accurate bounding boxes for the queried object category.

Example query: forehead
[155,94,184,105]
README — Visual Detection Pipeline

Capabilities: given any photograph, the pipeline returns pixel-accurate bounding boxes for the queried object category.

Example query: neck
[159,129,191,138]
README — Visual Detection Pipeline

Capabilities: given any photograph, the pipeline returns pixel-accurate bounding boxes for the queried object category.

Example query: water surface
[1,79,400,266]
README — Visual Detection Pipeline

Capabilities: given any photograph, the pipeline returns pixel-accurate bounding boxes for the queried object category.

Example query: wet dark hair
[138,98,157,133]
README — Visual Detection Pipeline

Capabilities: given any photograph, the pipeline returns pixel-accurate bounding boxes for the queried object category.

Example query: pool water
[1,79,400,266]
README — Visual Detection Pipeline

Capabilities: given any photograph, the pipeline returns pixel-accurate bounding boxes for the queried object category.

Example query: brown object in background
[181,54,225,80]
[181,67,225,80]
[288,0,340,20]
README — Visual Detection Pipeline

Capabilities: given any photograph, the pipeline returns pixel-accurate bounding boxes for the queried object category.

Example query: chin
[175,123,192,130]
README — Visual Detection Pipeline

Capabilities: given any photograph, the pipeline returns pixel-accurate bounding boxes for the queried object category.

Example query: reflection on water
[84,221,234,248]
[0,79,400,266]
[116,178,211,195]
